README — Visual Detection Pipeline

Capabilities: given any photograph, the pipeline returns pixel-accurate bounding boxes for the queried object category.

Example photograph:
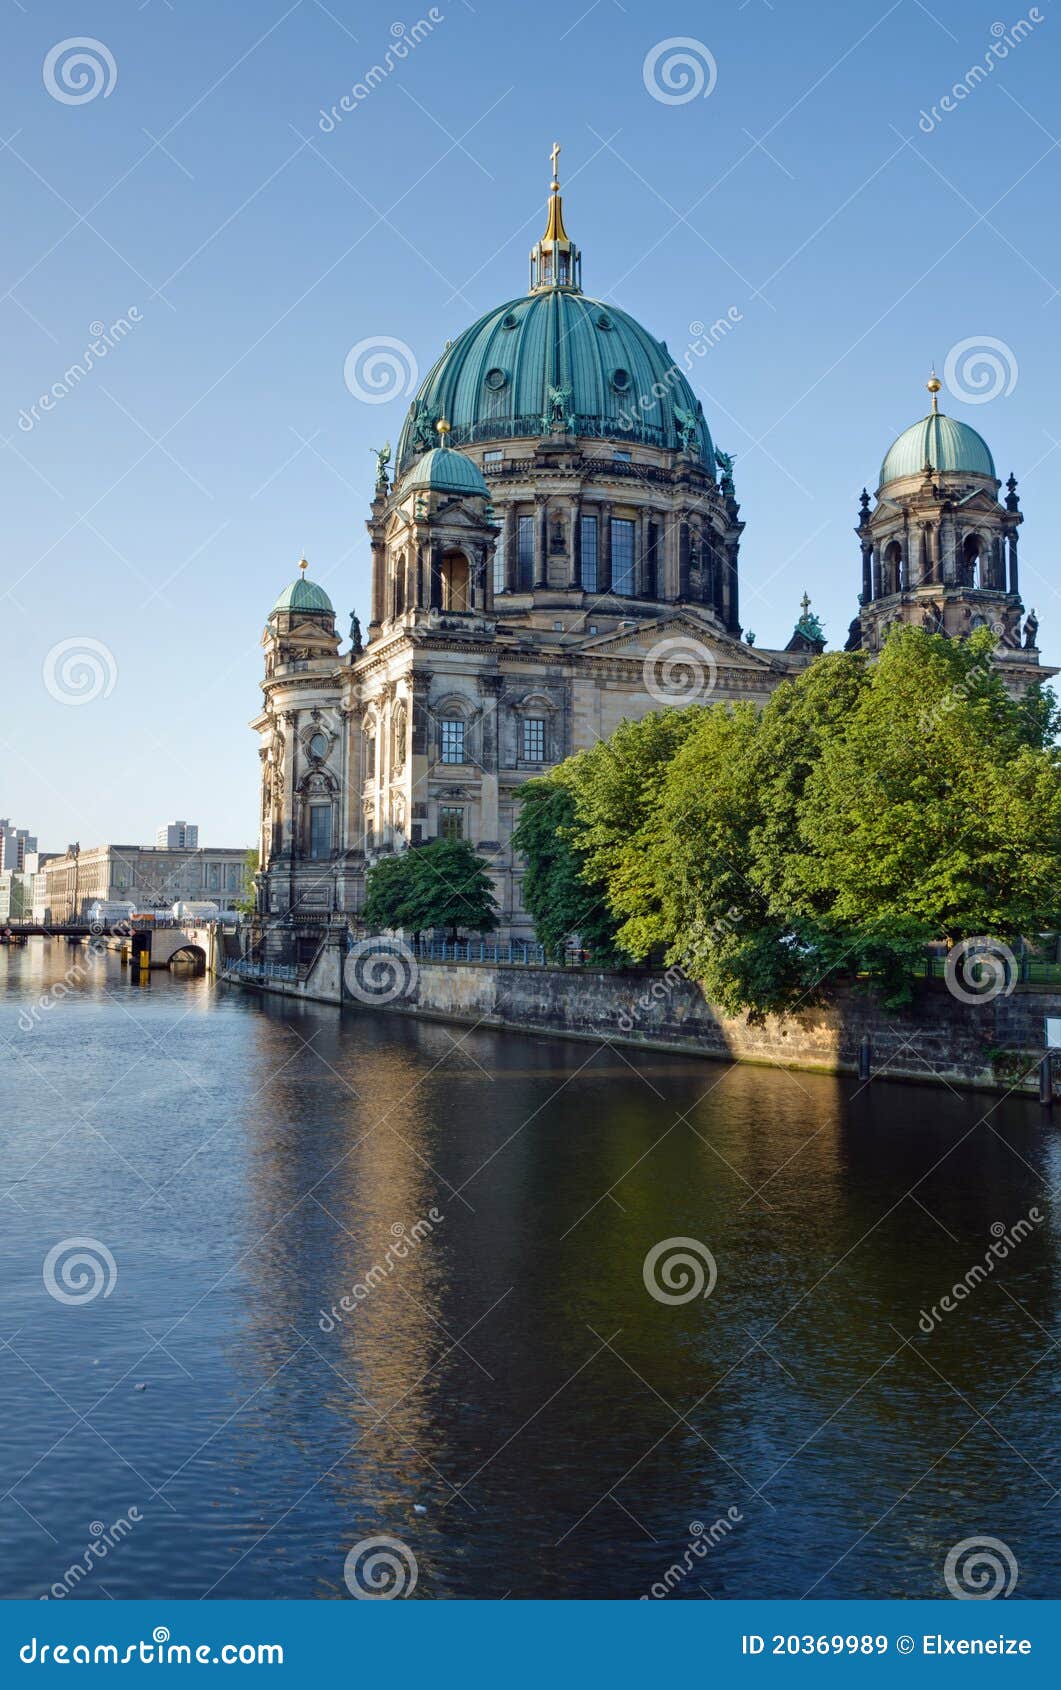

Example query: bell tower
[851,372,1049,691]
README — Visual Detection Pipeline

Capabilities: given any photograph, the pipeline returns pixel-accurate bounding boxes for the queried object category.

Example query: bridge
[1,922,214,971]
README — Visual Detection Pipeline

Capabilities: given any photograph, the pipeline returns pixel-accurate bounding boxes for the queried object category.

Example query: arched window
[963,533,983,588]
[441,550,471,612]
[882,540,902,597]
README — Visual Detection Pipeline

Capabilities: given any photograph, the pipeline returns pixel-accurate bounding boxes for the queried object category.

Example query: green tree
[362,851,419,931]
[406,838,499,939]
[511,779,621,960]
[362,840,499,940]
[235,847,259,916]
[548,628,1061,1017]
[786,627,1061,998]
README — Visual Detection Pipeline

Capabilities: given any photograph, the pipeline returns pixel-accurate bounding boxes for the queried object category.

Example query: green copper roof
[880,411,996,486]
[270,575,334,616]
[400,445,488,496]
[396,291,714,470]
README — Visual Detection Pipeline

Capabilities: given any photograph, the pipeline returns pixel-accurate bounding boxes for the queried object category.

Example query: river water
[1,939,1059,1601]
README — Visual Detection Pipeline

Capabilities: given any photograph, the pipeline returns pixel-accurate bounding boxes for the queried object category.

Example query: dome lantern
[529,142,582,293]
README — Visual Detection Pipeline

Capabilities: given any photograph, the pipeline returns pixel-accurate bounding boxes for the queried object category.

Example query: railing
[363,938,546,967]
[225,958,298,982]
[915,943,1061,986]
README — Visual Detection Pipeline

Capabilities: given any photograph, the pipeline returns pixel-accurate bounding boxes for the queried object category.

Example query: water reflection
[0,941,1058,1599]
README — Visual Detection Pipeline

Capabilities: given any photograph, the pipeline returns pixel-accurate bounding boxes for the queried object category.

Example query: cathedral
[251,151,1051,955]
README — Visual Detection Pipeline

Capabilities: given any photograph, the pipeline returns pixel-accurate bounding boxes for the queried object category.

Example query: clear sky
[2,0,1059,849]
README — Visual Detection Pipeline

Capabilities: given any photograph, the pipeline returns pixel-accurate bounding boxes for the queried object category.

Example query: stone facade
[39,843,248,923]
[252,167,1054,956]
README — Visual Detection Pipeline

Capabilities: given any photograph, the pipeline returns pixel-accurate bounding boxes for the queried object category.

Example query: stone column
[369,541,386,631]
[534,497,548,589]
[281,710,298,858]
[571,496,582,588]
[678,517,691,599]
[860,541,872,602]
[1008,530,1019,596]
[504,505,518,594]
[429,542,443,611]
[478,674,503,849]
[599,502,613,594]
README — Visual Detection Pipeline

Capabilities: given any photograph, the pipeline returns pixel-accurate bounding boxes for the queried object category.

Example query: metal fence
[225,958,298,982]
[366,938,547,967]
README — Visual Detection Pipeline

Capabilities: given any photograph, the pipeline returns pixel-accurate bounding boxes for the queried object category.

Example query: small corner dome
[270,574,334,616]
[400,445,488,497]
[879,411,996,488]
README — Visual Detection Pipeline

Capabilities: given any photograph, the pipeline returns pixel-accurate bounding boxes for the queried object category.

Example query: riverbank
[222,941,1060,1095]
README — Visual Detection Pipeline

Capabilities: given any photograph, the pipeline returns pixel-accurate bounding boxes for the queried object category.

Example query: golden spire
[530,142,581,292]
[541,139,570,244]
[299,554,309,572]
[926,368,942,414]
[436,417,451,441]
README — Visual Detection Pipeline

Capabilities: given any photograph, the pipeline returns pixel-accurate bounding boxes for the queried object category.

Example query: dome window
[610,368,631,393]
[596,312,612,330]
[501,313,519,330]
[484,367,508,391]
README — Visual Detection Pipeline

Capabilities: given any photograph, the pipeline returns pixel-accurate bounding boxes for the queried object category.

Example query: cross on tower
[550,141,561,185]
[800,591,811,618]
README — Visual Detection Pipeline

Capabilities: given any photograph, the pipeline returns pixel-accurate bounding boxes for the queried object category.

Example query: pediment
[576,611,779,669]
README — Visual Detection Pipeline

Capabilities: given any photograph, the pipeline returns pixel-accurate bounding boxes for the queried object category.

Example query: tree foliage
[362,838,499,938]
[535,628,1061,1017]
[510,779,621,960]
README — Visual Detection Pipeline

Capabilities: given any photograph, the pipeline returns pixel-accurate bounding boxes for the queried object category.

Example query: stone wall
[380,960,1061,1094]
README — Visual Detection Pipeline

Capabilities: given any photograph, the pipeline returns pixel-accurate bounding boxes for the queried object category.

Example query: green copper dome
[880,411,996,487]
[270,571,334,617]
[396,290,714,471]
[400,444,488,496]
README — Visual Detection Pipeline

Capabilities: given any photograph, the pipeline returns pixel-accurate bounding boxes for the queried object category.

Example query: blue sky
[2,0,1059,847]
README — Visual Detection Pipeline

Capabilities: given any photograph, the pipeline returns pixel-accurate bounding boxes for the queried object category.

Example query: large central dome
[396,291,714,472]
[395,160,715,474]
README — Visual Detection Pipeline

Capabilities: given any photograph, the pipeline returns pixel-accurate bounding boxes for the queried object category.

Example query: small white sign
[1046,1018,1061,1050]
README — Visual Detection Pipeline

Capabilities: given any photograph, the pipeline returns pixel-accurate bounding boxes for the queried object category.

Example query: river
[1,939,1058,1600]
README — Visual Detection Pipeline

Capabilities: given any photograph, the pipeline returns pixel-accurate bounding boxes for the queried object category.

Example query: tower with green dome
[849,371,1049,692]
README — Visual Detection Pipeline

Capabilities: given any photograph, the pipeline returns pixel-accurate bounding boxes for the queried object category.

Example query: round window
[501,313,519,330]
[596,311,612,330]
[484,367,508,391]
[611,367,630,392]
[308,731,328,759]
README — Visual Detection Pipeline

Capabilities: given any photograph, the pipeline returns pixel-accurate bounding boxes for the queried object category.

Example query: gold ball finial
[926,368,942,413]
[436,417,451,439]
[299,555,309,572]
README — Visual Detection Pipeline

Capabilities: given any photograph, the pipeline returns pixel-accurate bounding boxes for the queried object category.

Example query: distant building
[0,871,32,921]
[155,820,199,849]
[0,819,38,871]
[39,843,248,923]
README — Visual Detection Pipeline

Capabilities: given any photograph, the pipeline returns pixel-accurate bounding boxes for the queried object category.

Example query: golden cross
[550,141,561,185]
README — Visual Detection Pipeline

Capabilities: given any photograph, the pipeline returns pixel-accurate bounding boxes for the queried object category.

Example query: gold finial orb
[926,368,942,413]
[436,417,451,439]
[299,555,309,572]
